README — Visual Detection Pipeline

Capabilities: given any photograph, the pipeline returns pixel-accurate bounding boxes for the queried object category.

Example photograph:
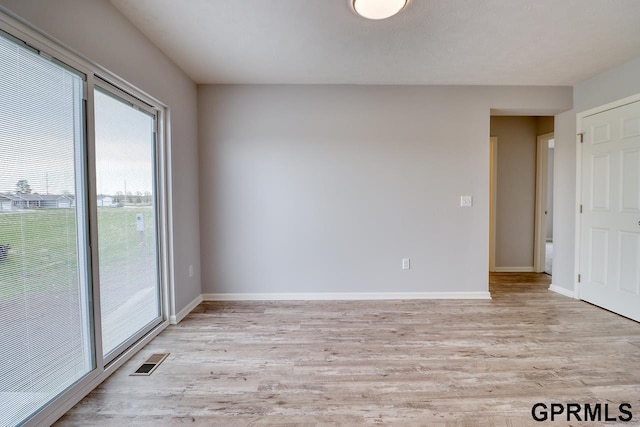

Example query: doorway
[489,137,498,272]
[545,139,554,275]
[534,133,554,275]
[490,116,554,273]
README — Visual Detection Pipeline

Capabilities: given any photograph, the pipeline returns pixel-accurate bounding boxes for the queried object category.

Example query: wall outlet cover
[460,195,473,207]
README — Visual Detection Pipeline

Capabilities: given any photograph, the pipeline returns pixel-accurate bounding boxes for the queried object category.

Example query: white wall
[552,55,640,293]
[0,0,201,314]
[552,111,576,292]
[199,85,571,296]
[490,116,538,270]
[574,56,640,112]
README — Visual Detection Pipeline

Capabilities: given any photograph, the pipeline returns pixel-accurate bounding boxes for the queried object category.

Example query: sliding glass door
[94,85,161,361]
[0,31,92,426]
[0,20,166,425]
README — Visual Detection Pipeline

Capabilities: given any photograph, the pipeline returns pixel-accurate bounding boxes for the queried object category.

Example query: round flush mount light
[352,0,407,20]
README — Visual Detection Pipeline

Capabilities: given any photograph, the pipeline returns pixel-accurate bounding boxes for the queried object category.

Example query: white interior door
[579,100,640,322]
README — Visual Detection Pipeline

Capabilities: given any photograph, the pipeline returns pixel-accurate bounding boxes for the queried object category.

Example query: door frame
[575,92,640,299]
[489,137,498,272]
[534,132,554,272]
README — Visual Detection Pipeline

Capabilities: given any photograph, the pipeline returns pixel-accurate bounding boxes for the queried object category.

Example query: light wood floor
[56,274,640,426]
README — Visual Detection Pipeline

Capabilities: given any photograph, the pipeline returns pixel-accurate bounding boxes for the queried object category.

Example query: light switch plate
[460,196,473,207]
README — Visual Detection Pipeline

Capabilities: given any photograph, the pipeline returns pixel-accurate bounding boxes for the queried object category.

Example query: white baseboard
[202,291,492,301]
[169,294,203,324]
[493,267,535,273]
[549,284,576,299]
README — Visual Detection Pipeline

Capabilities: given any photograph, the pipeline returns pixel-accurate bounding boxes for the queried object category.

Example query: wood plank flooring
[56,274,640,426]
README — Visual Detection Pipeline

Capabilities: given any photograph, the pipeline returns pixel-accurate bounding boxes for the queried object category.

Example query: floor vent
[131,353,169,376]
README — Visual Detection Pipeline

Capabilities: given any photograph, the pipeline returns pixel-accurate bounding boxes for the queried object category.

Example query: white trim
[492,266,535,273]
[579,93,640,119]
[534,132,554,273]
[164,108,177,332]
[489,137,498,272]
[549,284,576,299]
[575,92,640,302]
[170,294,203,324]
[202,292,492,301]
[574,117,583,299]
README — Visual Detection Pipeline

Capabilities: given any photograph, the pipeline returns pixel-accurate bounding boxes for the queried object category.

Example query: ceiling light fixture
[352,0,407,20]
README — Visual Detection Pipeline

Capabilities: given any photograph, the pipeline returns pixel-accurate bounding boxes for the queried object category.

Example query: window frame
[92,79,164,365]
[0,10,173,427]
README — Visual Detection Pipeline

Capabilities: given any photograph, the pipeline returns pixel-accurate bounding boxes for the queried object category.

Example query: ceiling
[109,0,640,86]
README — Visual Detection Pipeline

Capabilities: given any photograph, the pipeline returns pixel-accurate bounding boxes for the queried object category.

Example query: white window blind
[0,31,91,427]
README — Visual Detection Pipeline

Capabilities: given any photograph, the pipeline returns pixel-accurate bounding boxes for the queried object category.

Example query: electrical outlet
[402,258,410,270]
[188,264,194,278]
[460,195,473,207]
